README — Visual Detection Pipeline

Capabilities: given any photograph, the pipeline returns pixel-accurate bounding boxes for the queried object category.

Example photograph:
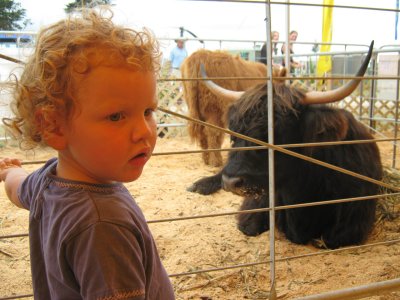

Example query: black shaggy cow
[188,41,383,249]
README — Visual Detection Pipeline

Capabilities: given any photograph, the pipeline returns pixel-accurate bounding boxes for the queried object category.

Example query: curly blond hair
[4,7,161,149]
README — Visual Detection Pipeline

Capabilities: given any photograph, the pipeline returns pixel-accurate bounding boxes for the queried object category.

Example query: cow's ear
[301,108,348,155]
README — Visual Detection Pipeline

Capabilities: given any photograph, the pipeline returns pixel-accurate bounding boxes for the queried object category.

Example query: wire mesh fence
[0,1,400,299]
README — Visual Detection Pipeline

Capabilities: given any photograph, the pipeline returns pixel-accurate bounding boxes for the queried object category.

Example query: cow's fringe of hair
[231,82,306,121]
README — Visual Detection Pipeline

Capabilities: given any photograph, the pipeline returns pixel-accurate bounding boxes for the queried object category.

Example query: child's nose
[130,118,155,142]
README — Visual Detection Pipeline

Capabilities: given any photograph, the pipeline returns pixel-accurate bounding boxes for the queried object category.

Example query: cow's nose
[222,174,243,192]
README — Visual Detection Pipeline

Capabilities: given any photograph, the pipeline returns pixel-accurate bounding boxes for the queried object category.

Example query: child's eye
[108,112,124,122]
[144,108,155,117]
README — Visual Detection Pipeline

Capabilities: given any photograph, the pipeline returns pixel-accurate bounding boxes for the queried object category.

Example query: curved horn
[200,63,245,102]
[303,40,374,105]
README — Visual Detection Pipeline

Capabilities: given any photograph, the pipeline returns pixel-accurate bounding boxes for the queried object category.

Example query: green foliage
[64,0,113,13]
[0,0,31,30]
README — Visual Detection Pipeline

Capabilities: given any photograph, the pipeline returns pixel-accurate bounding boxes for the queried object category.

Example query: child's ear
[35,109,68,150]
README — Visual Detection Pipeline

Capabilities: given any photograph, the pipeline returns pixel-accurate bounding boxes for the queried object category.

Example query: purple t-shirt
[18,158,175,300]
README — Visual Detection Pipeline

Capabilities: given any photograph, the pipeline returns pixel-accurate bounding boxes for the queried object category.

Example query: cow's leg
[187,171,223,195]
[204,127,224,167]
[237,195,269,236]
[198,128,210,165]
[282,203,328,246]
[202,152,210,165]
[320,200,376,249]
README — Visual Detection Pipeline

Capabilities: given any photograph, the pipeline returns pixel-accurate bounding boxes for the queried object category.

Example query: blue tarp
[0,34,33,40]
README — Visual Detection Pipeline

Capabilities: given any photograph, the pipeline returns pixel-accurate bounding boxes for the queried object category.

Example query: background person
[259,30,280,65]
[0,7,175,299]
[169,38,188,77]
[281,30,302,72]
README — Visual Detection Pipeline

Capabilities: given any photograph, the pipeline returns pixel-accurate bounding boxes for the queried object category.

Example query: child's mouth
[129,151,149,167]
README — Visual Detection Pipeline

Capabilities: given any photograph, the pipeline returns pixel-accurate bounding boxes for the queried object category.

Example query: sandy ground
[0,134,399,299]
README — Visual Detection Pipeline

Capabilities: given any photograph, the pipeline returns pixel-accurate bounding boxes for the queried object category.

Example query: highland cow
[188,41,382,249]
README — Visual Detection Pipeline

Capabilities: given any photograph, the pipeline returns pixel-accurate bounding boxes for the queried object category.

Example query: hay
[377,167,400,222]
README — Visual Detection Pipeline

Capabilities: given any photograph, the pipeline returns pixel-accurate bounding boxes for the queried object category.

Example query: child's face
[58,66,158,184]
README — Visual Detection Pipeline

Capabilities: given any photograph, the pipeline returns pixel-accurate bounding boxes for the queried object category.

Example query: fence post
[392,51,400,168]
[369,51,378,130]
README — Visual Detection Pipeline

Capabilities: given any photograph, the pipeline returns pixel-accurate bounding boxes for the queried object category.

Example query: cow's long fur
[188,82,383,249]
[180,49,268,167]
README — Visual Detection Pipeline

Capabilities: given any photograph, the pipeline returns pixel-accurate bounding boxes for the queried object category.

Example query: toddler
[0,7,175,300]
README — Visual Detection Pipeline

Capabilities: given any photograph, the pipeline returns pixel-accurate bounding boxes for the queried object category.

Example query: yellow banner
[317,0,334,88]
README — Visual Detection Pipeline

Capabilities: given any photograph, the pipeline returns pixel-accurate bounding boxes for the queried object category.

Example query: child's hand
[0,158,22,182]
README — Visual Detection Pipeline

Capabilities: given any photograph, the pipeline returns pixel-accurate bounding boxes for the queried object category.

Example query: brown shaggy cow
[181,49,285,167]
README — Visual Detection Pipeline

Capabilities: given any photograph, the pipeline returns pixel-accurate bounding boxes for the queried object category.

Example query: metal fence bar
[392,52,400,168]
[0,294,32,300]
[160,107,400,192]
[369,51,378,129]
[295,277,400,300]
[0,192,398,240]
[168,238,400,277]
[187,0,400,14]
